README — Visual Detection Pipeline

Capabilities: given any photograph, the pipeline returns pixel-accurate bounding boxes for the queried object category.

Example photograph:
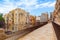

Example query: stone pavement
[5,23,46,40]
[18,22,57,40]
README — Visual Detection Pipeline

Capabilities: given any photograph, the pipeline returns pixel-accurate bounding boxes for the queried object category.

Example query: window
[20,13,23,16]
[12,27,14,30]
[58,8,60,12]
[57,0,58,2]
[59,2,60,5]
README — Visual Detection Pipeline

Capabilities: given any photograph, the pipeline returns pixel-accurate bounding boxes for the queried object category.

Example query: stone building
[29,15,36,25]
[36,16,40,22]
[53,0,60,22]
[50,12,54,21]
[40,13,48,23]
[4,8,30,32]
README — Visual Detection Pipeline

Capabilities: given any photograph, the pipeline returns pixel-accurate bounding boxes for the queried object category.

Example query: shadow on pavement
[52,22,60,40]
[5,22,48,40]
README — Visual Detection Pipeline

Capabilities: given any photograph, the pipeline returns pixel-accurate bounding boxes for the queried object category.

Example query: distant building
[29,15,36,25]
[50,12,54,21]
[40,13,48,23]
[36,16,40,22]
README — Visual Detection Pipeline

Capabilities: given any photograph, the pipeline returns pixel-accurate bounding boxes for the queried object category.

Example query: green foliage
[0,14,4,21]
[0,13,3,16]
[0,13,5,28]
[0,17,4,21]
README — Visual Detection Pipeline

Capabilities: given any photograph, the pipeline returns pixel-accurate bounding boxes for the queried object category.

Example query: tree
[0,14,5,28]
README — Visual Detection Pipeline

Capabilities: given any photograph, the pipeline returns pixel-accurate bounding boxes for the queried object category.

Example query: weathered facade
[53,0,60,22]
[40,13,48,23]
[36,16,40,22]
[29,15,36,25]
[4,8,30,32]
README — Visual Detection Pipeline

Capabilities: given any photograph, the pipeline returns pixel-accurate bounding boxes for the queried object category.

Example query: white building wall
[40,13,48,22]
[36,16,40,22]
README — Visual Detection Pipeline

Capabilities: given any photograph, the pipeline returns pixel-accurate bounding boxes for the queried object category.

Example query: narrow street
[18,22,57,40]
[4,22,60,40]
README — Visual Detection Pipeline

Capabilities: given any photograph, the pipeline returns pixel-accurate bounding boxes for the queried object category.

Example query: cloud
[0,0,38,14]
[35,1,56,8]
[0,0,17,15]
[48,1,56,7]
[0,0,55,15]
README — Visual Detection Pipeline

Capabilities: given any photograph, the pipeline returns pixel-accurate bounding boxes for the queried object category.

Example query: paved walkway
[5,23,46,40]
[18,22,57,40]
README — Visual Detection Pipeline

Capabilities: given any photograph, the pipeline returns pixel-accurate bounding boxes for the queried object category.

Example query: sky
[0,0,56,16]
